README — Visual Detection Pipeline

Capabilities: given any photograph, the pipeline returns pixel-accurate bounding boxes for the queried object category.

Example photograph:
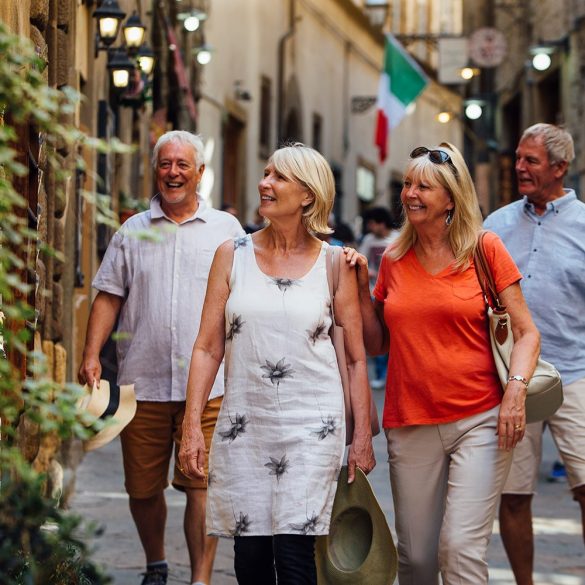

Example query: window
[356,162,376,203]
[259,76,271,157]
[312,113,322,152]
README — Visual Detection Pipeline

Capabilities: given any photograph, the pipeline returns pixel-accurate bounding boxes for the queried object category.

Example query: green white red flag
[375,34,429,162]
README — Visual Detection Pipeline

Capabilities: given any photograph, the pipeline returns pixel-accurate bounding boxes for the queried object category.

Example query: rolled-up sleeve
[92,231,127,298]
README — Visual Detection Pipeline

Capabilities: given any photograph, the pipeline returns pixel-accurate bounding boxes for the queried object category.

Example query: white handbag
[474,232,563,423]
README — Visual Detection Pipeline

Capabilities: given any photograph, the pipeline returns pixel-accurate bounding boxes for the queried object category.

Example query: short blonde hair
[390,142,483,270]
[269,143,335,234]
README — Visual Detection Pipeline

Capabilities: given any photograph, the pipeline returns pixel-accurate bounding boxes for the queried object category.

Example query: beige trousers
[386,405,513,585]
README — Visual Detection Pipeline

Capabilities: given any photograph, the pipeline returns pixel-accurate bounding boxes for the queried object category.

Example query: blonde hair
[390,142,483,271]
[269,143,335,234]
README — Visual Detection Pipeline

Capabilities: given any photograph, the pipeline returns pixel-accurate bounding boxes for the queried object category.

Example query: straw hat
[316,466,397,585]
[78,380,136,452]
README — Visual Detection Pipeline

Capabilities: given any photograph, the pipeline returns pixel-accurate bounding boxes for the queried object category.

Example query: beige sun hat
[316,466,397,585]
[78,380,137,452]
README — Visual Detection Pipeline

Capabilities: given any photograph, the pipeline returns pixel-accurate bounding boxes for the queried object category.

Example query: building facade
[1,0,464,501]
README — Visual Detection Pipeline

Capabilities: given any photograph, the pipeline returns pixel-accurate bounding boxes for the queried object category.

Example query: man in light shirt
[484,123,585,585]
[79,131,244,585]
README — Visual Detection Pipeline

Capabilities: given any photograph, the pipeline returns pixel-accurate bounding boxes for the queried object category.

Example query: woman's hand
[178,421,207,479]
[343,247,370,292]
[496,281,539,451]
[347,431,376,483]
[497,381,527,451]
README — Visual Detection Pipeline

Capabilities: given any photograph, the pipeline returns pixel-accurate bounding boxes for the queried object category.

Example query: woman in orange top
[345,143,540,585]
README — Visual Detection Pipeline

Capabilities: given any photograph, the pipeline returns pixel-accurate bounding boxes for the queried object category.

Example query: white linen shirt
[92,194,245,402]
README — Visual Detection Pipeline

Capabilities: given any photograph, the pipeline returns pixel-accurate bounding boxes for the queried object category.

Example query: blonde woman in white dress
[179,143,375,585]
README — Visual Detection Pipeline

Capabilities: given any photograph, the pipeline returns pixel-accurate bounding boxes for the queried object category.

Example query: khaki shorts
[503,377,585,494]
[120,396,222,499]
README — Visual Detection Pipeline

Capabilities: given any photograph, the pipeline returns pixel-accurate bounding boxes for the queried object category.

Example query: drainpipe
[277,0,297,146]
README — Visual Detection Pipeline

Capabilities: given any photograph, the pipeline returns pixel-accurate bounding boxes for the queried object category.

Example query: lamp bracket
[351,96,377,114]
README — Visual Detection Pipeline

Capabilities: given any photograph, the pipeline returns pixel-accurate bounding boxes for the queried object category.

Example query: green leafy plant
[0,21,128,584]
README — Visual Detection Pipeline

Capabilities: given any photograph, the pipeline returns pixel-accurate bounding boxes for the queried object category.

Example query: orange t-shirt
[372,231,522,428]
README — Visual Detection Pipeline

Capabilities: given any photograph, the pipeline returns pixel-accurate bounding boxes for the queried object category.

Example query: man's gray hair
[521,123,575,166]
[152,131,205,168]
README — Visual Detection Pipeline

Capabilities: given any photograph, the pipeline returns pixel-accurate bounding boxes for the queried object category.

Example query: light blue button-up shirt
[484,189,585,384]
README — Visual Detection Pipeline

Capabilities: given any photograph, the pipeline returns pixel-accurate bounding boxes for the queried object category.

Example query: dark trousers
[233,534,317,585]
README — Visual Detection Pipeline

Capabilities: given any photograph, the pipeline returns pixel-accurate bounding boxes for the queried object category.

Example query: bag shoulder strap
[325,245,341,325]
[473,231,505,311]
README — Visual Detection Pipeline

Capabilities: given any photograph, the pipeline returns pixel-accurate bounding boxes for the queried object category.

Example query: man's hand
[78,291,123,387]
[78,354,102,388]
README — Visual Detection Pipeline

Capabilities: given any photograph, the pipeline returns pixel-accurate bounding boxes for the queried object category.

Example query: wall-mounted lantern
[194,44,213,65]
[107,48,136,89]
[93,0,126,53]
[177,9,208,32]
[137,44,155,77]
[123,11,146,52]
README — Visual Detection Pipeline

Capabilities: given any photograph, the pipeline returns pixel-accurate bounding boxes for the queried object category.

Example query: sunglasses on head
[410,146,454,166]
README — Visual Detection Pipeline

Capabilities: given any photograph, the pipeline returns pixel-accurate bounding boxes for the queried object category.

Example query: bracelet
[507,375,529,388]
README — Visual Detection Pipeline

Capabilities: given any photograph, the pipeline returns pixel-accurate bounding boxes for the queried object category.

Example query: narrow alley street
[71,388,585,584]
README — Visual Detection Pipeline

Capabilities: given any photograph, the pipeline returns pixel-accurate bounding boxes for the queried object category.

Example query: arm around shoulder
[334,261,376,479]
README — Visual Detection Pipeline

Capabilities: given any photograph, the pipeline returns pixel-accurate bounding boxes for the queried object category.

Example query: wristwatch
[507,375,529,389]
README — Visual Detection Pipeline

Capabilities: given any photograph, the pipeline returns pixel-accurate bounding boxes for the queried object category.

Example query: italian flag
[375,34,429,162]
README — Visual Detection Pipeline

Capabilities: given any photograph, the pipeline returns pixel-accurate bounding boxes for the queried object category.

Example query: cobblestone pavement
[71,388,584,584]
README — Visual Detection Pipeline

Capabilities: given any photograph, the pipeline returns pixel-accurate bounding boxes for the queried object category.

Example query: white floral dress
[206,235,345,537]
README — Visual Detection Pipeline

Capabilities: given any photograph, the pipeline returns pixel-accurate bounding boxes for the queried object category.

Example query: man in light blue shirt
[484,123,585,584]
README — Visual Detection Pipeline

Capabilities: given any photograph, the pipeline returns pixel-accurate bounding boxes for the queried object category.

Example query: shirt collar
[150,193,210,223]
[522,188,576,216]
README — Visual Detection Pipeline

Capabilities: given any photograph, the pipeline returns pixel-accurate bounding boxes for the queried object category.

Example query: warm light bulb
[99,17,119,39]
[112,69,130,88]
[138,55,155,76]
[124,26,144,47]
[437,112,451,124]
[460,67,474,80]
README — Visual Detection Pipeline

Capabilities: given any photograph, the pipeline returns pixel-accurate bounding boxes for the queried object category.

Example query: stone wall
[2,0,84,506]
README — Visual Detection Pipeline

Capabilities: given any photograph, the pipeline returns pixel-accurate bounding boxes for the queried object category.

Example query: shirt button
[537,222,541,225]
[533,248,537,252]
[527,275,532,278]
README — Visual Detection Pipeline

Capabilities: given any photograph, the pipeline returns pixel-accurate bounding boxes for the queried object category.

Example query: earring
[445,209,454,226]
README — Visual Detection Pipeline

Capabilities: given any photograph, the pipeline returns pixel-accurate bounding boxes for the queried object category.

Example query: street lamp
[530,46,554,71]
[465,102,483,120]
[107,48,135,89]
[137,43,155,77]
[93,0,126,54]
[177,9,208,32]
[194,45,213,65]
[123,11,146,53]
[460,67,480,81]
[436,111,452,124]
